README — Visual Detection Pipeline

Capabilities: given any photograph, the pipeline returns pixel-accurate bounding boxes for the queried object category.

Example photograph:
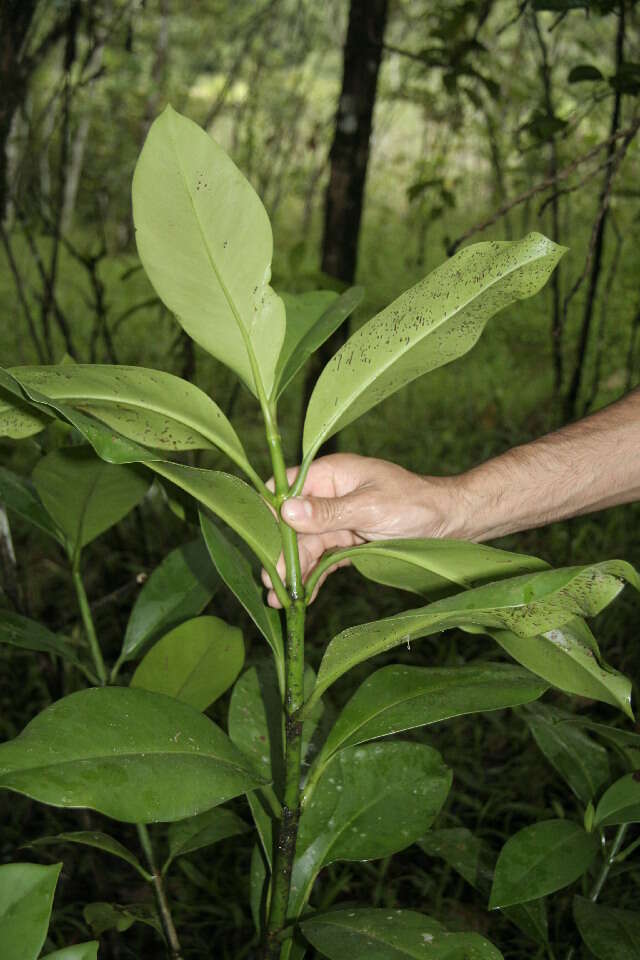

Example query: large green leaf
[151,464,280,569]
[131,615,244,711]
[489,820,599,909]
[119,538,220,664]
[0,687,265,823]
[521,703,610,805]
[484,618,632,717]
[308,561,639,710]
[349,538,548,598]
[300,908,504,959]
[199,511,284,681]
[0,862,61,960]
[573,895,640,960]
[27,831,150,880]
[41,945,99,960]
[290,742,451,916]
[418,829,548,945]
[9,364,250,473]
[0,466,62,541]
[0,611,85,672]
[132,105,285,397]
[164,806,250,872]
[313,663,547,770]
[0,369,51,439]
[32,447,149,554]
[302,233,565,458]
[273,287,364,399]
[594,772,640,826]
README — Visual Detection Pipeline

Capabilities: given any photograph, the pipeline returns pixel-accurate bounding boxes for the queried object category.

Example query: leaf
[0,862,61,960]
[568,64,604,83]
[83,901,161,937]
[300,908,504,959]
[594,772,640,826]
[0,687,265,823]
[309,561,639,709]
[26,831,149,880]
[165,806,250,871]
[350,538,548,598]
[290,742,451,916]
[521,703,610,805]
[10,364,250,473]
[302,233,565,459]
[249,842,268,933]
[132,104,285,397]
[486,616,632,717]
[151,463,280,569]
[273,287,364,398]
[0,466,63,541]
[489,820,599,909]
[573,895,640,960]
[41,945,99,960]
[32,447,149,554]
[610,62,640,95]
[0,369,51,439]
[131,615,244,711]
[0,611,85,672]
[418,829,548,945]
[199,511,284,681]
[41,944,99,960]
[120,538,220,663]
[314,663,547,766]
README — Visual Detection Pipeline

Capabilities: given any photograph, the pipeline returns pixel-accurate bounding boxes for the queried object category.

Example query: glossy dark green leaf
[309,562,639,710]
[120,538,219,664]
[0,687,265,823]
[165,806,250,872]
[485,617,632,717]
[151,462,280,569]
[131,615,244,711]
[568,64,604,83]
[133,105,285,397]
[594,772,640,826]
[274,287,364,399]
[489,820,599,909]
[300,908,504,959]
[314,663,546,769]
[0,611,84,672]
[0,466,62,541]
[32,447,149,553]
[521,703,610,805]
[10,364,251,474]
[291,742,451,916]
[303,233,565,459]
[418,829,548,944]
[199,511,284,680]
[41,944,99,960]
[561,717,640,753]
[573,895,640,960]
[26,831,150,880]
[0,861,61,960]
[349,538,547,598]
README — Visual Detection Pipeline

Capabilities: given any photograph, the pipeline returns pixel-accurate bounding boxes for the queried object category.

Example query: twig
[137,824,184,960]
[583,213,623,414]
[537,154,613,217]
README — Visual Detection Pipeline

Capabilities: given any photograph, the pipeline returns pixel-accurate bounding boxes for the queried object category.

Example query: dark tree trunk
[0,0,39,222]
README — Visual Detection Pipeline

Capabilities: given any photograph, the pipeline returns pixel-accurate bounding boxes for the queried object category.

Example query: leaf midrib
[0,750,254,778]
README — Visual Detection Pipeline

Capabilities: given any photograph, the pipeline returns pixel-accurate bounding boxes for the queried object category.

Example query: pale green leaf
[594,772,640,826]
[303,233,566,458]
[41,943,99,960]
[0,687,265,823]
[131,615,244,711]
[0,862,61,960]
[165,806,250,871]
[132,105,285,397]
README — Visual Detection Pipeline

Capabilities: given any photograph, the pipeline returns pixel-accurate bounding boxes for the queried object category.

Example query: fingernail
[282,497,312,522]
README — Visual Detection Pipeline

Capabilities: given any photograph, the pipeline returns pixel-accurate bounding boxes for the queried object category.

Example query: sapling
[0,105,639,960]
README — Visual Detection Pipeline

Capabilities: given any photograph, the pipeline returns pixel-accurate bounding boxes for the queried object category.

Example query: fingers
[281,492,360,534]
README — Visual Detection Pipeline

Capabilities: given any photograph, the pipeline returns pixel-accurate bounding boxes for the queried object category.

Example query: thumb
[281,492,361,533]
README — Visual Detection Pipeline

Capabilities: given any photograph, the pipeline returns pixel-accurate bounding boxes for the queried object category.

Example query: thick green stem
[137,823,184,960]
[71,556,107,686]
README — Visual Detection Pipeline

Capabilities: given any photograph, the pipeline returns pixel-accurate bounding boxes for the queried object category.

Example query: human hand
[262,453,458,607]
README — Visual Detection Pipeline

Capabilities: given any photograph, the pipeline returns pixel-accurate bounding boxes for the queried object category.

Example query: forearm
[445,388,640,542]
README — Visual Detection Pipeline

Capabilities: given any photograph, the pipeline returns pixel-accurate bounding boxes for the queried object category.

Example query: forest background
[0,0,639,957]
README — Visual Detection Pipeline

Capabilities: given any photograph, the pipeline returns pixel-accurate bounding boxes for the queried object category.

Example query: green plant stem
[71,556,107,686]
[137,823,184,960]
[565,823,628,960]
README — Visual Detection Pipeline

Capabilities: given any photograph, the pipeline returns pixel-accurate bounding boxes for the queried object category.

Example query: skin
[263,387,640,607]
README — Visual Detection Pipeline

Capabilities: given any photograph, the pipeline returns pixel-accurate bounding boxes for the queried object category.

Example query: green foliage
[0,862,61,960]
